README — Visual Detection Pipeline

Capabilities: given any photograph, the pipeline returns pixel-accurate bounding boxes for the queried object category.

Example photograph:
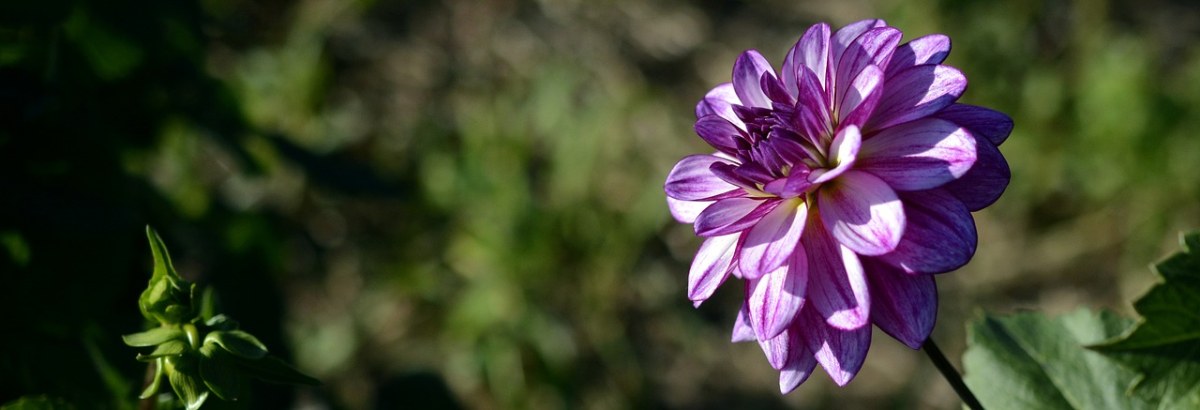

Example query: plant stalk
[923,338,984,410]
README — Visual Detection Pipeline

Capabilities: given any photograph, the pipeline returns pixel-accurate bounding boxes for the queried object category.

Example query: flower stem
[922,338,983,410]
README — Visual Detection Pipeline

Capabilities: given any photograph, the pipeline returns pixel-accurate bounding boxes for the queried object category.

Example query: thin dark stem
[923,338,984,410]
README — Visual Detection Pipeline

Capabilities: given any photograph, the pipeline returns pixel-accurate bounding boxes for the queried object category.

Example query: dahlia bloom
[664,19,1011,393]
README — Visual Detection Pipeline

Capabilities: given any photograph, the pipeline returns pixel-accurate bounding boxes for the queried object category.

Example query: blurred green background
[2,0,1199,408]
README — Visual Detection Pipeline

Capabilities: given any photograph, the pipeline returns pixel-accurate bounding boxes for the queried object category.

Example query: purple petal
[857,118,977,191]
[794,67,833,144]
[941,135,1010,211]
[885,34,951,78]
[809,125,861,184]
[667,197,711,224]
[695,197,778,237]
[831,20,887,69]
[739,199,808,279]
[760,72,793,105]
[783,23,832,94]
[688,233,739,306]
[935,103,1014,145]
[779,326,818,393]
[762,165,813,198]
[798,306,871,386]
[879,189,976,274]
[835,28,901,116]
[709,162,760,191]
[665,154,741,201]
[732,301,755,342]
[866,64,966,131]
[694,115,744,154]
[747,253,807,339]
[733,50,775,109]
[818,170,905,256]
[863,257,937,349]
[839,65,884,128]
[803,218,871,330]
[757,328,791,370]
[695,83,744,128]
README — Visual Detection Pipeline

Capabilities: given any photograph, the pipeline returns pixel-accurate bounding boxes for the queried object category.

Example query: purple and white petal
[757,324,791,370]
[783,23,831,94]
[817,170,905,256]
[696,83,747,131]
[794,67,833,144]
[830,19,886,70]
[863,257,937,348]
[856,118,976,191]
[780,326,818,393]
[688,233,739,306]
[866,64,966,131]
[694,115,744,155]
[733,50,776,109]
[879,189,976,274]
[810,125,861,184]
[667,197,711,224]
[835,28,901,113]
[941,136,1010,211]
[935,103,1014,145]
[839,65,885,129]
[885,34,951,78]
[803,219,871,330]
[732,301,756,342]
[740,199,808,278]
[799,306,872,386]
[748,254,807,339]
[665,154,741,201]
[695,197,777,237]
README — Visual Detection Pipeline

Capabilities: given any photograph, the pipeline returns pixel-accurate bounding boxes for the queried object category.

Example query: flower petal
[935,103,1014,145]
[694,115,744,154]
[803,218,871,329]
[779,326,818,393]
[695,83,746,130]
[793,67,833,145]
[695,197,777,237]
[863,257,936,349]
[879,189,976,274]
[783,23,832,94]
[799,306,872,386]
[839,64,885,128]
[687,233,739,306]
[809,125,861,184]
[733,50,775,109]
[835,28,901,117]
[818,170,905,256]
[732,301,755,342]
[664,154,741,201]
[857,118,976,191]
[740,199,808,279]
[866,64,966,131]
[941,135,1010,211]
[831,19,886,70]
[748,253,807,339]
[666,197,710,224]
[885,34,951,78]
[757,328,791,370]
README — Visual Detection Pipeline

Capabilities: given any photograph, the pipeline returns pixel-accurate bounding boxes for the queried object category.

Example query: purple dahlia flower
[664,19,1012,393]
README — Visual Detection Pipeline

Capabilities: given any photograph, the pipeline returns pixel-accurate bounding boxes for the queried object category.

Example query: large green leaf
[121,326,184,347]
[963,309,1153,409]
[1091,232,1200,409]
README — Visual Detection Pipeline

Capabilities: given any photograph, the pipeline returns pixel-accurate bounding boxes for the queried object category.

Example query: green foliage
[965,232,1200,409]
[123,227,317,408]
[0,397,76,410]
[1091,232,1200,409]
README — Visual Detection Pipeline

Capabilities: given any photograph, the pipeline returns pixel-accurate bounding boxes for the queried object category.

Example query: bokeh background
[3,0,1200,408]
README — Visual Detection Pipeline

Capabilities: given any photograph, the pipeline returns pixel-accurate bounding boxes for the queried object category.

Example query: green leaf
[165,355,210,410]
[136,339,189,362]
[205,314,239,331]
[140,358,165,399]
[198,344,248,401]
[139,226,195,325]
[145,226,179,282]
[231,355,320,386]
[963,309,1154,409]
[1090,231,1200,408]
[122,326,184,347]
[205,330,268,359]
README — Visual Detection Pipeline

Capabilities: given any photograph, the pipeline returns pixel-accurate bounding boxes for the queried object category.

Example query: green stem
[923,338,984,410]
